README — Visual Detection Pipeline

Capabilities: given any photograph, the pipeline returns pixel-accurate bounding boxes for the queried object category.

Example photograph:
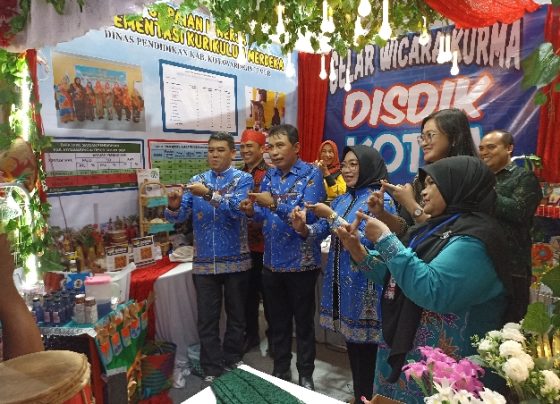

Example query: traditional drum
[0,350,93,403]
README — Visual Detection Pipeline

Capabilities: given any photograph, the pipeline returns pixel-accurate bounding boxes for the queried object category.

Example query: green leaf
[521,42,560,90]
[534,91,548,105]
[541,265,560,296]
[522,302,551,335]
[555,83,560,92]
[552,0,560,6]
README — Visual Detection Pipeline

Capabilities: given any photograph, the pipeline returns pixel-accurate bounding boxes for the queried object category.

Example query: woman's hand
[290,206,308,236]
[304,202,333,219]
[367,190,386,216]
[355,211,391,243]
[314,159,330,177]
[335,222,367,262]
[381,180,415,211]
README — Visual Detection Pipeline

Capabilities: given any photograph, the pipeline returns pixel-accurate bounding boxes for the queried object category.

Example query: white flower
[488,330,503,339]
[478,338,496,351]
[541,370,560,395]
[503,322,521,330]
[498,340,524,357]
[452,389,476,404]
[501,327,525,342]
[478,387,507,404]
[517,352,535,370]
[502,357,530,383]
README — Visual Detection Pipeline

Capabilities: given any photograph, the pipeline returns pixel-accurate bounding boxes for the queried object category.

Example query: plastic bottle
[42,295,52,326]
[85,296,98,324]
[31,297,44,324]
[60,291,71,323]
[74,294,86,324]
[51,297,62,326]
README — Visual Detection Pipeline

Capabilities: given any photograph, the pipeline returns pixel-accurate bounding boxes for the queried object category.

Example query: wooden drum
[0,350,93,404]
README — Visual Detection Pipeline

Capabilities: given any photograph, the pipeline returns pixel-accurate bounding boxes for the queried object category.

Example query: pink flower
[403,361,427,380]
[418,346,456,365]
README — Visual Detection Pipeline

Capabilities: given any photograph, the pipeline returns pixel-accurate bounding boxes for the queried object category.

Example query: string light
[450,50,459,75]
[444,33,452,62]
[378,0,392,40]
[237,32,247,65]
[344,55,352,91]
[357,0,371,18]
[319,54,328,80]
[276,4,286,35]
[329,56,337,81]
[321,0,330,33]
[353,16,365,45]
[418,16,430,46]
[436,33,446,64]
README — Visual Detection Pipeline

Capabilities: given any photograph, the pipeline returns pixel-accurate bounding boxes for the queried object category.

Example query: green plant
[0,48,62,273]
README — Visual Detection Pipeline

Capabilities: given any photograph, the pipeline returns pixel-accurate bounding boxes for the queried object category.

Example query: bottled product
[60,291,71,321]
[51,297,63,326]
[43,295,52,326]
[31,297,44,323]
[85,296,98,324]
[74,294,86,324]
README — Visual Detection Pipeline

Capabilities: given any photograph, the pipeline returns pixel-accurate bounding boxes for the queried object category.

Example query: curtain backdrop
[537,6,560,182]
[424,0,539,28]
[297,52,330,163]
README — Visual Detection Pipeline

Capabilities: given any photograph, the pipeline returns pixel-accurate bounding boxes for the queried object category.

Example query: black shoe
[243,335,261,353]
[223,360,245,372]
[272,370,292,382]
[299,375,314,391]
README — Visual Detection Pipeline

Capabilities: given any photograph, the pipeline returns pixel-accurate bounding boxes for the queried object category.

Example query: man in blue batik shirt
[240,124,326,391]
[166,132,253,383]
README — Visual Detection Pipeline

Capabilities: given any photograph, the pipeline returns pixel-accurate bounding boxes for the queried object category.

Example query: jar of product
[85,296,98,324]
[73,294,86,324]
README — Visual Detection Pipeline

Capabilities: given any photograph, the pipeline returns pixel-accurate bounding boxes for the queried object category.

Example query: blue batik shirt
[165,167,253,275]
[255,159,326,272]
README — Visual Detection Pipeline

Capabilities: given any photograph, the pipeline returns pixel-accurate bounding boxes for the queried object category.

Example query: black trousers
[262,267,319,377]
[245,251,270,339]
[346,341,378,401]
[193,271,250,376]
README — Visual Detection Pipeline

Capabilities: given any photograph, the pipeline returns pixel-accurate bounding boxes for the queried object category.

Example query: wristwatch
[412,207,424,218]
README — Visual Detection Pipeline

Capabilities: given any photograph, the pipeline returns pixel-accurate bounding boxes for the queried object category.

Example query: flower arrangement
[402,346,506,403]
[473,321,560,404]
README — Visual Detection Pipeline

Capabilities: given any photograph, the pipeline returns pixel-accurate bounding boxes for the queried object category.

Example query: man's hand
[239,199,255,217]
[186,182,210,197]
[248,191,274,208]
[290,206,308,235]
[167,188,184,210]
[304,202,334,219]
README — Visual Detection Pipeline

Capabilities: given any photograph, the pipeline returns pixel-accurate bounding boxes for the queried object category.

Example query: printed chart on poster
[44,139,144,194]
[160,60,238,134]
[148,140,209,185]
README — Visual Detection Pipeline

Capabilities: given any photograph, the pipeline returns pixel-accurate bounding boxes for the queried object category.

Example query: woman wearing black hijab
[291,145,396,402]
[337,156,510,403]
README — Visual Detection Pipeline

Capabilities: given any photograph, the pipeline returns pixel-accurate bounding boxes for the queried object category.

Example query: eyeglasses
[340,161,359,171]
[416,132,440,145]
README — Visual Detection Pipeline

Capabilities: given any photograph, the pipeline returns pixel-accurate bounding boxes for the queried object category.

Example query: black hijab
[342,145,388,191]
[382,156,511,382]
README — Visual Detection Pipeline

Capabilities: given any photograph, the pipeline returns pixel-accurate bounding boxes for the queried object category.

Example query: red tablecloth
[129,257,179,339]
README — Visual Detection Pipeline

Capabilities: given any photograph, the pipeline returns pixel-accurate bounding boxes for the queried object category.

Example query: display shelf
[138,181,173,253]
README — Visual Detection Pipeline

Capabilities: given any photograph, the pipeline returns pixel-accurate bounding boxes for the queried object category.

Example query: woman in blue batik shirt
[290,145,396,403]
